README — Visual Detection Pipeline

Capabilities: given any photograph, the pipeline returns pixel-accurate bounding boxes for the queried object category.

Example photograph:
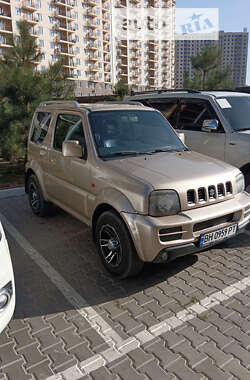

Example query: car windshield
[88,110,186,159]
[218,96,250,131]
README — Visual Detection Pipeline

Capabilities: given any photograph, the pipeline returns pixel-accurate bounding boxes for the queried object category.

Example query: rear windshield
[88,110,186,159]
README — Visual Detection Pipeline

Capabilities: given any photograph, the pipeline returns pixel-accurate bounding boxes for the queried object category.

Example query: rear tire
[95,211,144,278]
[27,175,50,217]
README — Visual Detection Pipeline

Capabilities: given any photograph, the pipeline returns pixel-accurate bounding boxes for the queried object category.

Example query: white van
[0,221,15,333]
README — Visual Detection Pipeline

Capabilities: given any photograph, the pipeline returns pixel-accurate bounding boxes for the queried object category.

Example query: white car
[0,221,15,334]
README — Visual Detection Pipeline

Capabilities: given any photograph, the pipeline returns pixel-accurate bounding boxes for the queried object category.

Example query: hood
[106,150,239,191]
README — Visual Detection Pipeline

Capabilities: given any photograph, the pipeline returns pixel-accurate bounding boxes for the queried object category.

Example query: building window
[39,40,44,47]
[16,8,21,16]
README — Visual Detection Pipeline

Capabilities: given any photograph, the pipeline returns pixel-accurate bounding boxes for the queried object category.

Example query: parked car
[25,101,250,278]
[0,220,15,334]
[126,90,250,191]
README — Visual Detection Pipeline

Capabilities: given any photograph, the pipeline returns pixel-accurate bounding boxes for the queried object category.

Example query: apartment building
[175,29,249,88]
[0,0,175,96]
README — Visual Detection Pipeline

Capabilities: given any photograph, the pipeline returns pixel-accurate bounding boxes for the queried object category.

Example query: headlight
[236,173,245,194]
[149,190,181,217]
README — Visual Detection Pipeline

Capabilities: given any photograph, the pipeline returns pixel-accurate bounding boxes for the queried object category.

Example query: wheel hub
[99,224,122,268]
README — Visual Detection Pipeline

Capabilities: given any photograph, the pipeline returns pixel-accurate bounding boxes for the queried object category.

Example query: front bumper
[122,191,250,263]
[0,225,15,334]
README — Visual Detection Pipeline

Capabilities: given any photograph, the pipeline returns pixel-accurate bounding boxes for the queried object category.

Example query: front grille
[198,188,206,202]
[187,181,232,207]
[187,190,195,204]
[193,213,235,233]
[159,227,182,242]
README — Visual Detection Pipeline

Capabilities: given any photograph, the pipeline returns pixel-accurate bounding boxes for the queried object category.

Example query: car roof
[37,101,153,113]
[126,90,250,100]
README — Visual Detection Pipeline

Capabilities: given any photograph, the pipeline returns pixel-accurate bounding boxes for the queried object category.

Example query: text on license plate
[200,224,237,247]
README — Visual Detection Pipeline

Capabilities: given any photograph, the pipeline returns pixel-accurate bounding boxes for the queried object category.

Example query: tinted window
[146,99,179,128]
[88,110,186,159]
[31,112,51,144]
[178,100,222,132]
[54,114,84,150]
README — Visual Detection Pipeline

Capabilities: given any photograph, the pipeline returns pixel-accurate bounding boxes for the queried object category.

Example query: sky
[176,0,250,85]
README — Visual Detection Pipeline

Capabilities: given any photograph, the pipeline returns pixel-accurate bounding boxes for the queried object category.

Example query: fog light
[0,293,9,311]
[153,249,169,263]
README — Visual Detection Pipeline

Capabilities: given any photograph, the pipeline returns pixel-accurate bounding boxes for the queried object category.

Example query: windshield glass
[218,96,250,131]
[88,110,186,159]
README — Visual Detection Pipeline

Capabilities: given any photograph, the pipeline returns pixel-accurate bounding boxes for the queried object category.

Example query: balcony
[0,1,11,5]
[89,64,98,72]
[0,10,11,19]
[87,31,98,40]
[86,8,97,17]
[21,0,37,12]
[86,0,96,6]
[0,23,11,34]
[51,0,75,9]
[87,43,98,50]
[88,54,98,61]
[22,14,39,24]
[54,23,74,33]
[53,10,74,20]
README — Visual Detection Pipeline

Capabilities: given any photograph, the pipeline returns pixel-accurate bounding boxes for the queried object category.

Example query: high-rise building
[175,29,249,89]
[0,0,175,96]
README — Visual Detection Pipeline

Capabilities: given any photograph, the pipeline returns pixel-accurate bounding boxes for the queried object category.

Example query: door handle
[40,149,47,156]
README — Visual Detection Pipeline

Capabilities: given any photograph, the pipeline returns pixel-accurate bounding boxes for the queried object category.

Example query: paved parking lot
[0,188,250,380]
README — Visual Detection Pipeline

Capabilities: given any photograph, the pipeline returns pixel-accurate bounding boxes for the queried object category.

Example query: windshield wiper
[101,151,153,158]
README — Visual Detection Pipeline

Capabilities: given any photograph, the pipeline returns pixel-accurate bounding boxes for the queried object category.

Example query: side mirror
[177,132,185,145]
[202,119,219,132]
[62,140,83,158]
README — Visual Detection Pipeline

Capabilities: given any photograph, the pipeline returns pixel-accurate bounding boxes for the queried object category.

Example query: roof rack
[130,88,201,96]
[39,100,81,108]
[94,100,144,106]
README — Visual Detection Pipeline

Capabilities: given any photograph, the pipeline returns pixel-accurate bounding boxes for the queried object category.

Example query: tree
[0,20,74,162]
[184,45,234,90]
[113,78,129,99]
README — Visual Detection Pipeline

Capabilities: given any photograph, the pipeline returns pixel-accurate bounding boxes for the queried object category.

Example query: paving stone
[224,342,250,367]
[200,326,233,349]
[135,311,160,329]
[132,292,152,307]
[0,343,20,368]
[187,317,211,333]
[195,358,230,380]
[205,310,233,333]
[150,289,176,308]
[80,328,109,352]
[8,320,27,335]
[167,358,203,380]
[0,331,13,347]
[110,358,146,380]
[27,360,54,379]
[35,328,61,351]
[139,359,175,380]
[102,302,127,319]
[122,300,148,318]
[161,330,185,349]
[90,366,118,380]
[224,311,250,333]
[19,342,48,370]
[72,316,92,334]
[45,342,76,370]
[145,340,180,369]
[199,341,233,367]
[228,299,250,318]
[26,317,48,334]
[1,360,30,380]
[127,347,154,369]
[113,313,143,334]
[172,340,207,369]
[13,329,35,351]
[212,303,235,320]
[225,326,250,349]
[58,327,83,350]
[177,325,208,348]
[223,358,250,380]
[49,315,72,334]
[145,300,171,319]
[69,342,94,362]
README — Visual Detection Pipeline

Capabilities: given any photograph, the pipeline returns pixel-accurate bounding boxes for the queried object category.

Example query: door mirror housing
[202,119,219,132]
[62,140,83,158]
[177,132,185,145]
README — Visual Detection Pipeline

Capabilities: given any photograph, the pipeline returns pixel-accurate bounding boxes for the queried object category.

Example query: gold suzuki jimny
[25,101,250,278]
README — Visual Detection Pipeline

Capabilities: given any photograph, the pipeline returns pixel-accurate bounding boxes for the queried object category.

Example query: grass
[0,160,25,189]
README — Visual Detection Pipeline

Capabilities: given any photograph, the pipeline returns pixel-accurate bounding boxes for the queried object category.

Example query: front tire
[27,175,50,217]
[95,211,144,278]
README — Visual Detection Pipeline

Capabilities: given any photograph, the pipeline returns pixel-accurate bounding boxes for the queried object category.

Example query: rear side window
[53,114,84,151]
[146,99,179,128]
[31,112,51,144]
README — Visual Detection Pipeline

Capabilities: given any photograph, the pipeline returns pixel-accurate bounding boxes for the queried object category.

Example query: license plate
[200,224,237,247]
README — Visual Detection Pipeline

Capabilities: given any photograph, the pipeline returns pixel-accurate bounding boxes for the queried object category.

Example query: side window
[178,100,223,132]
[53,114,85,151]
[145,99,179,128]
[31,112,51,144]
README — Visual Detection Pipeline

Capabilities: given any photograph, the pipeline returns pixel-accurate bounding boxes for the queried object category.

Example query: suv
[25,101,250,278]
[126,90,250,191]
